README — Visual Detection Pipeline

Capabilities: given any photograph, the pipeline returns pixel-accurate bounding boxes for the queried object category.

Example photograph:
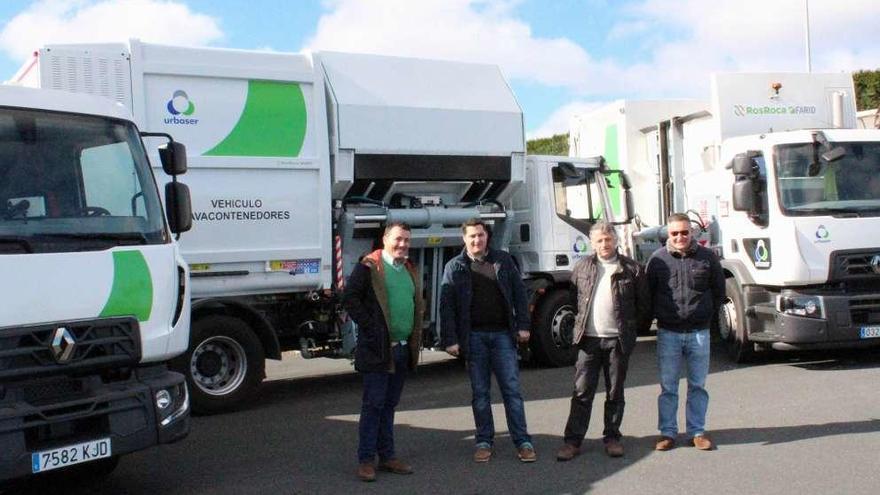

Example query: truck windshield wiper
[32,232,150,244]
[789,207,860,217]
[0,235,34,253]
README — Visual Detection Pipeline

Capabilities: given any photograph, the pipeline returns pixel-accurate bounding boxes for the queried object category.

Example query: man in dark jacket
[342,222,424,482]
[440,218,536,463]
[556,221,650,462]
[647,213,724,452]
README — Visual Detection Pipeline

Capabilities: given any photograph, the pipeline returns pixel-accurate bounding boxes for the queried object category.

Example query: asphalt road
[16,338,880,495]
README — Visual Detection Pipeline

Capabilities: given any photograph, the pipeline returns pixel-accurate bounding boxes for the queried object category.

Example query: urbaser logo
[165,90,199,125]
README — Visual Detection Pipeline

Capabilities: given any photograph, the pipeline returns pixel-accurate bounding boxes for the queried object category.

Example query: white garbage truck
[571,72,880,362]
[0,85,192,483]
[15,40,632,413]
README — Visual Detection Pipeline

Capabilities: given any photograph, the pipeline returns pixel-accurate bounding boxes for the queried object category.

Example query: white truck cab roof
[0,84,133,120]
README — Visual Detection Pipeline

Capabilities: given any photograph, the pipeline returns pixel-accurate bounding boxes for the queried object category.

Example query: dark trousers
[358,344,408,463]
[563,337,630,446]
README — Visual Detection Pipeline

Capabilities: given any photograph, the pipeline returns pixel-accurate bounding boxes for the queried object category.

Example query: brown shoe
[604,439,624,458]
[474,446,493,463]
[357,463,376,482]
[692,435,714,451]
[655,436,676,451]
[378,458,414,474]
[555,443,581,462]
[517,444,537,463]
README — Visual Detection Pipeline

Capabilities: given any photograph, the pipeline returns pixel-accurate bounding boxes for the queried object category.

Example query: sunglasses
[669,230,691,237]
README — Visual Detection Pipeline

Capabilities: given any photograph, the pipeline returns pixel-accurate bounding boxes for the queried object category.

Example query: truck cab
[0,85,191,483]
[717,129,880,359]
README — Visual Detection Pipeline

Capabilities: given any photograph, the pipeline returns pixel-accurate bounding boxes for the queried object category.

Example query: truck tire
[718,278,754,363]
[175,314,265,414]
[530,290,578,367]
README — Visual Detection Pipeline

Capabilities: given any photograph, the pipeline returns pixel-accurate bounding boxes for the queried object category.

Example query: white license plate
[859,326,880,339]
[31,438,111,473]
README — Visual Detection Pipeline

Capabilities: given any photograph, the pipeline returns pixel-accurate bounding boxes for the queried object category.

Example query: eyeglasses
[669,230,690,237]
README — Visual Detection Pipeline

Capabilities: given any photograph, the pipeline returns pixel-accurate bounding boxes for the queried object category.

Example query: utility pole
[804,0,812,72]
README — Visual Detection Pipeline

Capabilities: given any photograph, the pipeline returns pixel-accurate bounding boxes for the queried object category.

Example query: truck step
[748,331,779,343]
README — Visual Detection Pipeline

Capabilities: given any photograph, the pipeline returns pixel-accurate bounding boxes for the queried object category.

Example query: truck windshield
[0,107,166,254]
[775,141,880,217]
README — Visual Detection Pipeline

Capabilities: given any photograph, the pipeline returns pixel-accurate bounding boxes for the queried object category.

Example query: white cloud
[527,100,605,139]
[0,0,223,64]
[611,0,880,94]
[606,20,650,41]
[305,0,597,91]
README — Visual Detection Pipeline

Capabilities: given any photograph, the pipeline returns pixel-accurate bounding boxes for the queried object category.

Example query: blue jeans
[358,344,408,463]
[657,329,710,438]
[468,331,531,448]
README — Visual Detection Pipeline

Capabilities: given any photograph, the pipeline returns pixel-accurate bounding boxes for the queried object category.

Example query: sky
[0,0,877,138]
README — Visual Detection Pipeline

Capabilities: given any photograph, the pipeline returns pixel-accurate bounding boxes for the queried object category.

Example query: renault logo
[51,327,76,364]
[872,255,880,275]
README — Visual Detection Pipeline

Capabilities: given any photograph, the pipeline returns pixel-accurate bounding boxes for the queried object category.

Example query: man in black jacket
[440,218,536,463]
[342,222,424,481]
[647,213,724,452]
[556,221,650,461]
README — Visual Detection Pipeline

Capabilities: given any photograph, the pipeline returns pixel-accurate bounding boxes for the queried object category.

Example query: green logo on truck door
[99,250,153,321]
[204,80,307,157]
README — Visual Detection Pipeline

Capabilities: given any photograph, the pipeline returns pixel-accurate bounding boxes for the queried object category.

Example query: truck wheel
[530,290,578,367]
[177,315,265,414]
[718,278,754,363]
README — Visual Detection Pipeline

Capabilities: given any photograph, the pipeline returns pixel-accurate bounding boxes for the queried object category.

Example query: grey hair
[666,212,691,225]
[589,221,617,239]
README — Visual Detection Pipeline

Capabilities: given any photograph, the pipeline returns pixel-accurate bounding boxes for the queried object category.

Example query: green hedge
[527,132,569,155]
[854,70,880,111]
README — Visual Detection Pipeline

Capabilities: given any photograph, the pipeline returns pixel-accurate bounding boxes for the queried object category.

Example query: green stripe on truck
[603,124,621,215]
[203,80,307,157]
[100,250,153,322]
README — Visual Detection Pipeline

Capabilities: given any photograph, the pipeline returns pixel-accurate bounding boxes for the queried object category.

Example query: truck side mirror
[605,169,634,225]
[623,188,635,223]
[732,179,755,212]
[731,155,757,177]
[821,146,846,163]
[159,142,188,176]
[618,170,632,190]
[165,181,192,234]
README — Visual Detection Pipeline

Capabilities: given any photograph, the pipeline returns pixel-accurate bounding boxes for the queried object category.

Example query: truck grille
[0,317,140,382]
[849,297,880,326]
[829,249,880,282]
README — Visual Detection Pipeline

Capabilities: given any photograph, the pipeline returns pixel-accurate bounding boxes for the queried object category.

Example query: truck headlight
[155,389,172,410]
[156,382,189,427]
[776,295,824,319]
